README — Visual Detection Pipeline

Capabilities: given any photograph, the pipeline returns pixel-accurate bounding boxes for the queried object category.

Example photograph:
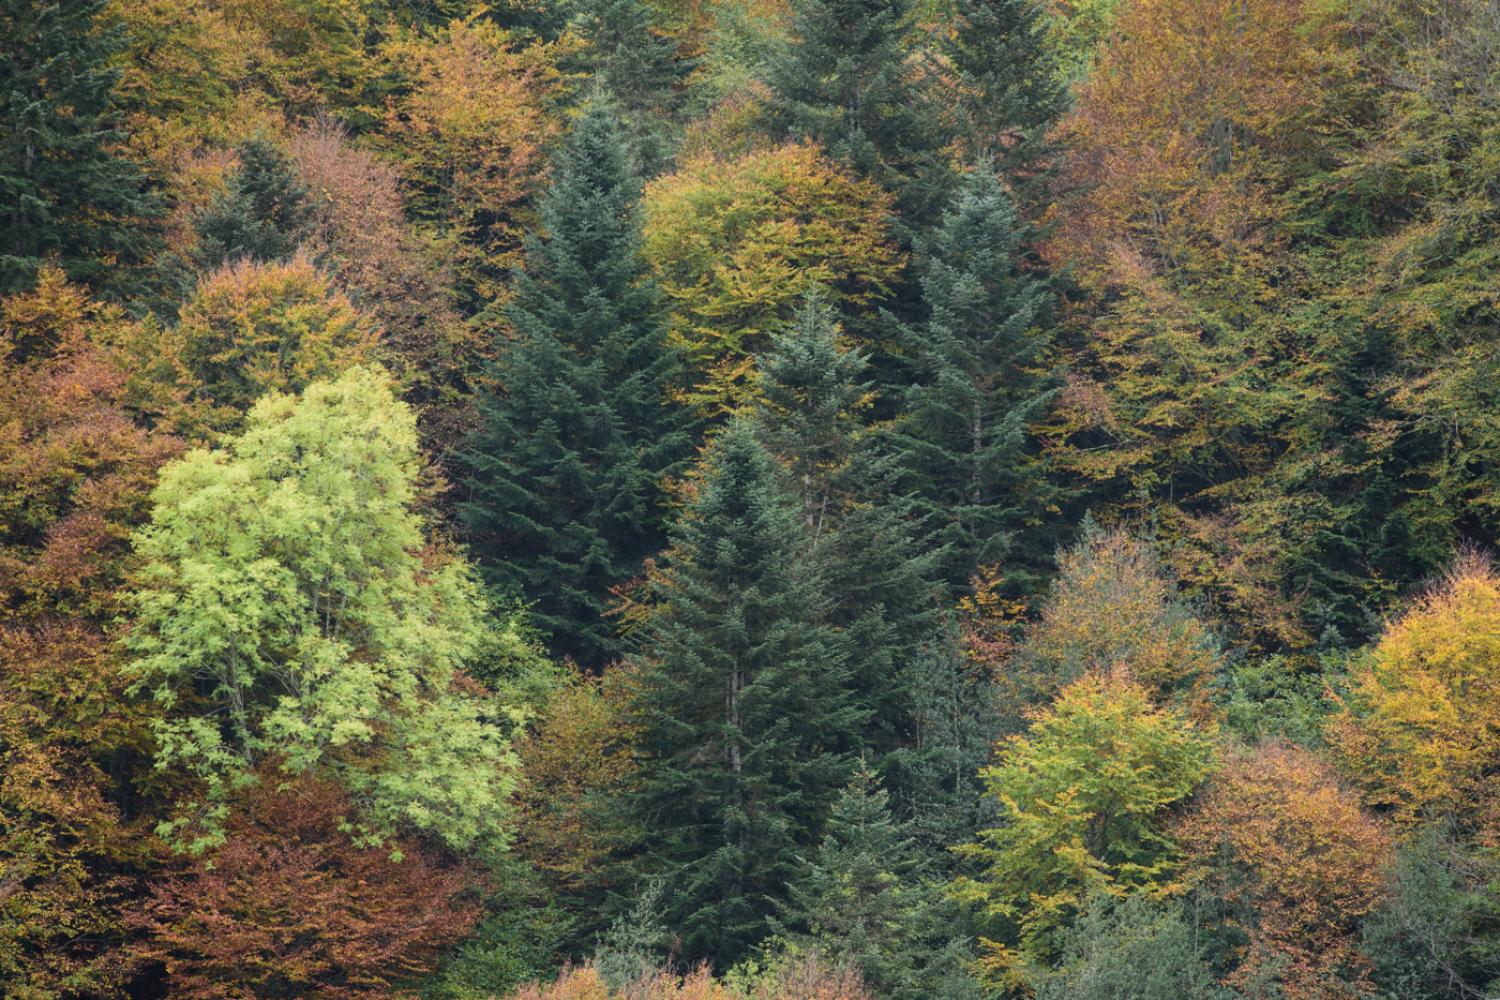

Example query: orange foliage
[0,624,159,996]
[126,777,481,999]
[0,268,183,619]
[285,121,482,454]
[1018,527,1222,714]
[508,955,871,1000]
[1054,0,1335,288]
[381,16,565,301]
[146,256,381,436]
[1330,554,1500,842]
[1178,743,1391,999]
[1040,0,1349,577]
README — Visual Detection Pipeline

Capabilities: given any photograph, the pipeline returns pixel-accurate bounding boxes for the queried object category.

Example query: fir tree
[569,0,686,173]
[193,138,311,269]
[765,0,952,233]
[883,638,1004,855]
[626,420,861,967]
[894,165,1056,593]
[940,0,1069,192]
[753,295,945,754]
[780,765,980,1000]
[0,0,159,293]
[463,100,690,666]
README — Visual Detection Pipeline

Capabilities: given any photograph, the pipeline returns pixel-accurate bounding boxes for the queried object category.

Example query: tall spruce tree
[765,0,952,233]
[569,0,686,174]
[0,0,159,293]
[753,295,945,754]
[625,420,860,967]
[941,0,1069,202]
[894,165,1056,593]
[463,100,689,666]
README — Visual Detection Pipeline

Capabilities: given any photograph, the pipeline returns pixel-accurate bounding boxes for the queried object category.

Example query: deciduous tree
[126,366,519,855]
[954,672,1215,988]
[126,777,481,999]
[643,144,902,415]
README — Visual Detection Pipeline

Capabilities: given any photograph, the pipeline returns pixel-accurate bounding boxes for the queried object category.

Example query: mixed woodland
[6,0,1500,996]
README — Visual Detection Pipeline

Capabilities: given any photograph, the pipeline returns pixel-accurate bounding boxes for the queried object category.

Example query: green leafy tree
[463,99,691,667]
[765,0,952,231]
[894,165,1056,593]
[953,672,1215,990]
[193,138,311,270]
[0,0,159,293]
[625,420,861,967]
[126,366,519,856]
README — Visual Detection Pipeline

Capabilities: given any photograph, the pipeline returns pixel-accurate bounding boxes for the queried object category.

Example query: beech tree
[643,143,902,415]
[1178,743,1391,1000]
[126,778,481,998]
[954,673,1215,989]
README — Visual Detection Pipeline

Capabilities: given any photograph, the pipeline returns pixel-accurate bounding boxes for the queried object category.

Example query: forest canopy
[4,0,1500,998]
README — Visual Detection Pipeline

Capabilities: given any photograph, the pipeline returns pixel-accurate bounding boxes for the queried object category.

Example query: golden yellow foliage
[643,143,902,416]
[1330,554,1500,842]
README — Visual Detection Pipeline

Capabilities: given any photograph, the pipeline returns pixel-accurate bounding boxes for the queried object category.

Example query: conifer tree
[193,138,311,269]
[753,295,944,753]
[781,765,977,1000]
[463,100,690,667]
[626,420,860,967]
[894,165,1056,592]
[569,0,686,173]
[0,0,159,293]
[765,0,952,232]
[941,0,1069,193]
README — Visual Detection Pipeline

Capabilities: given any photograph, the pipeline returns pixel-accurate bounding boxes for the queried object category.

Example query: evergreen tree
[0,0,159,293]
[568,0,686,173]
[463,100,690,666]
[940,0,1069,193]
[883,638,1004,855]
[193,138,311,269]
[1033,895,1230,1000]
[625,421,860,967]
[894,165,1056,593]
[780,765,980,1000]
[753,295,945,754]
[765,0,952,233]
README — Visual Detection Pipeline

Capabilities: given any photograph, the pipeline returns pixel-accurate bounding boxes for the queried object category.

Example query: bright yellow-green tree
[125,367,519,855]
[954,672,1216,989]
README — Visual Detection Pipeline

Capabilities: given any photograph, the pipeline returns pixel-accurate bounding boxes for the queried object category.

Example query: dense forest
[4,0,1500,996]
